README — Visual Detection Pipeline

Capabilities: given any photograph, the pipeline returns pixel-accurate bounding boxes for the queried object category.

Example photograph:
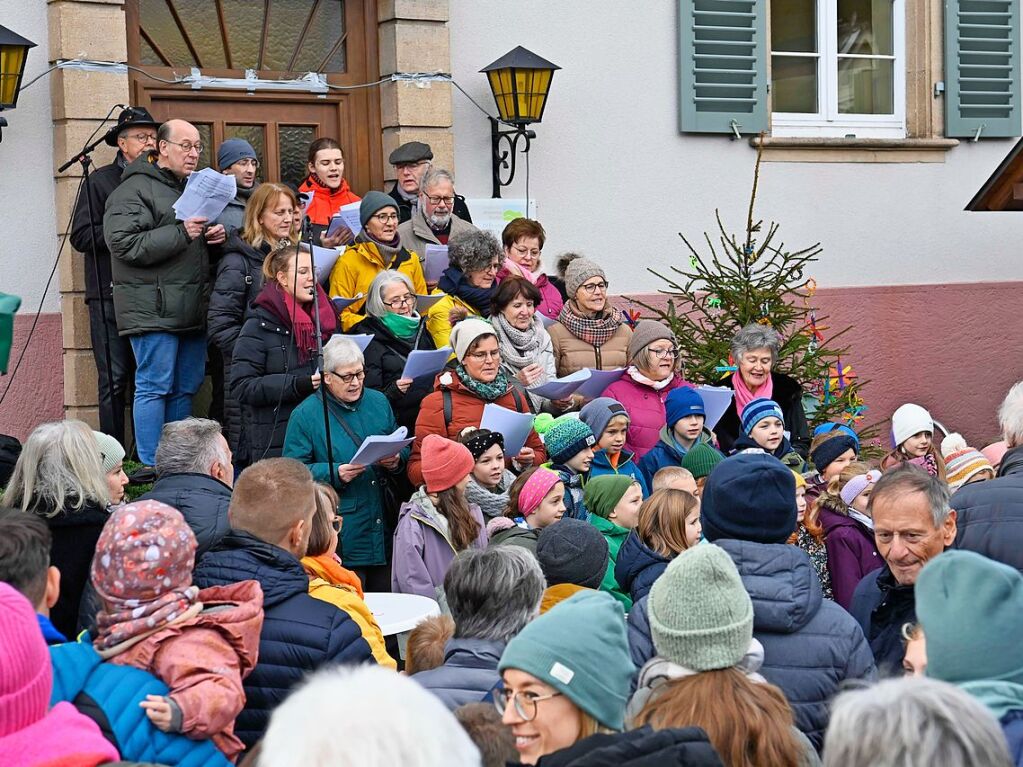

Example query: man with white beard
[398,167,478,271]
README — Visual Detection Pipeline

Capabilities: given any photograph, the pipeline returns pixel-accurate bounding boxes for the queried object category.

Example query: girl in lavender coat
[392,435,488,599]
[817,462,883,609]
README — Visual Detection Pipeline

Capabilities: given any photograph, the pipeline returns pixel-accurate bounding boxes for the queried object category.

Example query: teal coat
[283,387,407,567]
[589,514,633,610]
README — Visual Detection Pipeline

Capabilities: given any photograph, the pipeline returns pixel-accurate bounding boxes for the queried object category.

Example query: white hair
[823,677,1013,767]
[323,335,364,373]
[999,380,1023,448]
[155,418,229,478]
[365,269,416,318]
[260,665,481,767]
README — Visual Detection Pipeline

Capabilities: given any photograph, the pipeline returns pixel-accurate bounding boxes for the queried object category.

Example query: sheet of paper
[346,334,374,353]
[173,168,237,221]
[327,200,363,238]
[464,198,538,240]
[312,244,341,284]
[424,244,449,283]
[415,293,446,312]
[331,293,364,312]
[480,403,535,457]
[401,347,452,380]
[574,367,626,400]
[350,426,414,466]
[695,384,735,431]
[529,369,592,400]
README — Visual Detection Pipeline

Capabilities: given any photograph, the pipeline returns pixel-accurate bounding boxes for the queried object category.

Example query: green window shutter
[945,0,1021,138]
[679,0,767,134]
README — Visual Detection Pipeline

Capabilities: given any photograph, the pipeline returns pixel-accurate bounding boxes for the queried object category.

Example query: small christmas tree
[631,144,872,437]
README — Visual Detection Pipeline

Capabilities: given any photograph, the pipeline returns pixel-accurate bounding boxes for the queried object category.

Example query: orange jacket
[298,175,361,226]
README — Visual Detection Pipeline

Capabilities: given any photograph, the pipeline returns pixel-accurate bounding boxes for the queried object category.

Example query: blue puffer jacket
[626,594,654,676]
[716,538,877,750]
[589,449,650,497]
[614,531,671,604]
[193,530,373,748]
[412,638,505,709]
[952,446,1023,571]
[638,426,716,488]
[49,640,231,767]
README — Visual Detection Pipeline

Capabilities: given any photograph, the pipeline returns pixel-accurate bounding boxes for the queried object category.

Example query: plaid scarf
[557,300,624,347]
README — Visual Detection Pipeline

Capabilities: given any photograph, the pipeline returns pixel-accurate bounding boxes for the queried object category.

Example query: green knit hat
[681,442,725,480]
[917,550,1023,686]
[534,414,596,465]
[583,475,636,519]
[648,543,753,671]
[498,590,632,730]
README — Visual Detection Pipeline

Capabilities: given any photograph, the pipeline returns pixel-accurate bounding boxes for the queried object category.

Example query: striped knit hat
[740,398,784,435]
[941,433,995,490]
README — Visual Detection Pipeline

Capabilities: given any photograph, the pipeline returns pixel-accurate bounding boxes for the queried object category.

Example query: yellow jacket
[425,292,480,351]
[328,240,427,331]
[307,578,397,669]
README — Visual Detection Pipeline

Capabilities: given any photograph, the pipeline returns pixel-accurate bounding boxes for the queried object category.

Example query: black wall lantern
[0,25,37,143]
[481,46,560,198]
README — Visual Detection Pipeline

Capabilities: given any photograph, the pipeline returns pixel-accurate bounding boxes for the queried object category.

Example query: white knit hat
[891,403,933,448]
[449,317,496,362]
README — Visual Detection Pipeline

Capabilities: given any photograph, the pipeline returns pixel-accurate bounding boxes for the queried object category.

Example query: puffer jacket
[407,370,546,486]
[103,152,210,336]
[638,426,717,488]
[350,313,437,431]
[139,473,232,558]
[193,530,373,748]
[298,174,360,238]
[716,372,811,458]
[397,207,477,266]
[849,564,917,675]
[548,319,632,378]
[627,594,654,673]
[412,638,505,709]
[534,725,724,766]
[328,239,426,331]
[614,530,671,604]
[952,445,1023,571]
[716,538,877,749]
[604,373,688,459]
[818,507,882,610]
[425,290,479,350]
[589,449,650,497]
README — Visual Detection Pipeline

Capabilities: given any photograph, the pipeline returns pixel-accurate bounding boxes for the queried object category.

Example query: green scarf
[455,363,510,402]
[959,680,1023,719]
[379,311,420,340]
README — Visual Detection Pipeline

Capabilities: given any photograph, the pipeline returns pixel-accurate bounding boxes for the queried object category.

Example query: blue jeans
[130,331,207,465]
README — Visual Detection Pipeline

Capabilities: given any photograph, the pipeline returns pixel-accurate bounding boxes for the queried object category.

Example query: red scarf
[254,282,338,363]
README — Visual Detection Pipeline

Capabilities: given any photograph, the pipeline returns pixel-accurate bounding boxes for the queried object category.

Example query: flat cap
[388,141,433,165]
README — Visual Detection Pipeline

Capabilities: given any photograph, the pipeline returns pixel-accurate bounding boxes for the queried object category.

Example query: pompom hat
[941,433,994,490]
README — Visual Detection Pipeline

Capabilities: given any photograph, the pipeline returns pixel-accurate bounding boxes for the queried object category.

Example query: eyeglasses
[479,262,501,273]
[124,133,156,145]
[330,369,366,384]
[648,346,679,359]
[579,280,609,294]
[331,516,342,532]
[512,245,541,258]
[164,139,204,154]
[372,213,399,223]
[492,688,563,722]
[385,293,415,309]
[466,350,501,361]
[425,195,455,206]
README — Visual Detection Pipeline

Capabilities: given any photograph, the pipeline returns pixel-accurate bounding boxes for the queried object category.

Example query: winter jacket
[397,207,477,268]
[214,185,255,238]
[614,530,671,604]
[303,570,396,670]
[193,530,373,748]
[1002,709,1023,767]
[391,492,488,598]
[328,240,426,331]
[548,319,632,378]
[604,374,688,459]
[70,152,126,302]
[0,700,120,767]
[283,387,406,567]
[639,426,717,488]
[350,314,437,431]
[716,372,811,458]
[495,264,564,321]
[818,507,882,610]
[103,580,263,762]
[487,520,540,553]
[438,266,494,317]
[104,152,210,336]
[389,181,472,225]
[534,725,724,767]
[627,594,655,673]
[716,538,877,749]
[732,433,806,471]
[412,638,505,709]
[589,514,633,609]
[408,370,546,486]
[425,290,479,350]
[849,565,917,675]
[298,175,360,240]
[541,583,589,614]
[589,449,650,497]
[952,445,1023,571]
[549,464,588,521]
[139,473,232,559]
[230,303,322,460]
[50,639,231,766]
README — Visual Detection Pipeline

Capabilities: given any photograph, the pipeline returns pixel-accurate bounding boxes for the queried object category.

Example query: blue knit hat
[810,433,858,474]
[217,138,256,170]
[665,386,705,428]
[740,398,784,435]
[498,590,633,729]
[535,414,596,465]
[701,453,797,544]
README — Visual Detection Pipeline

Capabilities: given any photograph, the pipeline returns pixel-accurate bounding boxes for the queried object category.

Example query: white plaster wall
[0,3,57,310]
[450,1,1022,291]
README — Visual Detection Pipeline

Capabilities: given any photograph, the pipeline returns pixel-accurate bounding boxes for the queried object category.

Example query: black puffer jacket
[69,154,126,301]
[193,530,372,748]
[350,314,437,431]
[716,372,810,458]
[138,473,232,558]
[952,445,1023,571]
[849,564,917,675]
[536,726,724,766]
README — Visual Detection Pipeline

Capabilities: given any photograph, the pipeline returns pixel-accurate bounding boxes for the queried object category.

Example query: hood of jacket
[351,238,416,272]
[590,448,641,474]
[654,425,714,458]
[715,538,823,634]
[397,490,455,547]
[193,530,310,610]
[614,531,670,598]
[589,513,631,543]
[442,637,506,669]
[122,151,186,190]
[818,506,870,537]
[192,580,264,677]
[535,725,722,767]
[999,445,1023,478]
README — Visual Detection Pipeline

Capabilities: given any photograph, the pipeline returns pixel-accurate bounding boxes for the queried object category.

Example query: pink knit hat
[0,583,52,737]
[422,434,475,493]
[982,441,1009,470]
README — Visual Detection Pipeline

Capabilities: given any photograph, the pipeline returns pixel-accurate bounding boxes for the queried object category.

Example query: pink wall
[0,313,63,441]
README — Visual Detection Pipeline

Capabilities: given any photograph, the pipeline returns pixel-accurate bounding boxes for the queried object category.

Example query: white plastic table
[363,592,440,636]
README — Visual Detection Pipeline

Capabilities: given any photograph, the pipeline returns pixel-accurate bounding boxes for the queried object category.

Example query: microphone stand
[304,219,336,486]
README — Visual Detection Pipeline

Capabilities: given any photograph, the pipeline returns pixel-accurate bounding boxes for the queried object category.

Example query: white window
[770,0,906,138]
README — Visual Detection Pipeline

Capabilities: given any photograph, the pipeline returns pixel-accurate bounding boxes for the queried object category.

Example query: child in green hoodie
[584,474,644,610]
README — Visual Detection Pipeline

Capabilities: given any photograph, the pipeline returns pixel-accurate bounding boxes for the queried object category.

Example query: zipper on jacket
[593,344,602,369]
[409,509,458,554]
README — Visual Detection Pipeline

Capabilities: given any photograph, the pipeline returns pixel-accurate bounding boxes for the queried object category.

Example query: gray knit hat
[565,258,606,298]
[627,319,674,363]
[359,190,398,227]
[648,543,754,671]
[92,431,126,475]
[535,518,609,590]
[579,397,629,440]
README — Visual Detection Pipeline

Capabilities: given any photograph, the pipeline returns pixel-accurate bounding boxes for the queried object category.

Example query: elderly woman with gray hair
[283,335,408,592]
[715,323,810,456]
[411,546,545,709]
[427,228,503,350]
[351,269,437,431]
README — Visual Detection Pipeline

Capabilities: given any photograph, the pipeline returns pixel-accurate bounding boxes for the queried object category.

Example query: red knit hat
[0,583,52,737]
[422,434,475,493]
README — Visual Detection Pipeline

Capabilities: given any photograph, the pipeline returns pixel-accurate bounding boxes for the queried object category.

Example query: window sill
[749,136,960,163]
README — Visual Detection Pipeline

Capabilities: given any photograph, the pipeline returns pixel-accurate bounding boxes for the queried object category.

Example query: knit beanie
[680,442,725,480]
[536,518,609,590]
[92,430,126,474]
[421,434,475,493]
[941,433,995,490]
[217,138,257,170]
[791,469,806,489]
[583,475,636,519]
[449,317,497,362]
[648,544,754,671]
[740,398,784,435]
[809,433,858,475]
[701,453,797,544]
[983,441,1009,469]
[627,320,673,364]
[813,422,861,451]
[0,582,52,736]
[534,414,596,465]
[891,403,933,448]
[565,258,606,298]
[665,386,705,428]
[579,397,629,441]
[499,590,633,730]
[917,550,1023,686]
[359,190,399,227]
